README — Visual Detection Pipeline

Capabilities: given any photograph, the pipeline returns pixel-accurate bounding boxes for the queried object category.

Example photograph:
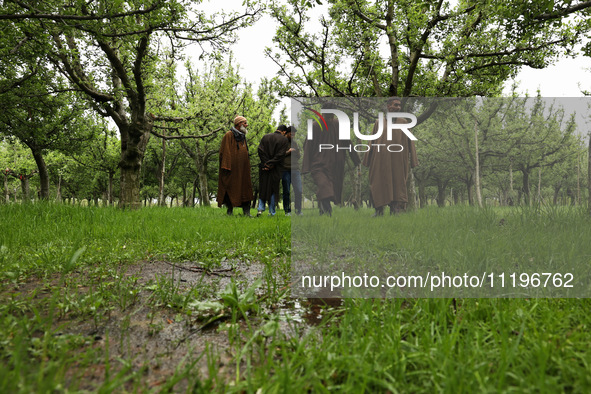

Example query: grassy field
[1,203,591,392]
[292,205,591,297]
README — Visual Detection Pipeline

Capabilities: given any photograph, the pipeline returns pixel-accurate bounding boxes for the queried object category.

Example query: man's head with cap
[277,125,288,133]
[234,116,248,133]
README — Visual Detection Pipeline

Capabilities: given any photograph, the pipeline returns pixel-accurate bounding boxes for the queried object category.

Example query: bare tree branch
[533,1,591,21]
[150,127,223,140]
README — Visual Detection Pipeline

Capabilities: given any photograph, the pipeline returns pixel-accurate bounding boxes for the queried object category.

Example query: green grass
[1,202,591,392]
[234,297,591,392]
[0,202,290,280]
[292,205,591,297]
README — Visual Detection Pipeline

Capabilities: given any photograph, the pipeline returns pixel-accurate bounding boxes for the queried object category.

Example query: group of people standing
[216,116,302,217]
[216,98,417,217]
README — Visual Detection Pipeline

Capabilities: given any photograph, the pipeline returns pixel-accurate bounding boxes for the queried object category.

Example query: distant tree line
[1,0,591,210]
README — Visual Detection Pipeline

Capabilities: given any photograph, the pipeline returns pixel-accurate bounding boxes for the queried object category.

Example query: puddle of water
[272,298,344,327]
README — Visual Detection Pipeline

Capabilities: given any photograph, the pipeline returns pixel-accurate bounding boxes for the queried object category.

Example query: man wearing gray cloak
[363,98,418,215]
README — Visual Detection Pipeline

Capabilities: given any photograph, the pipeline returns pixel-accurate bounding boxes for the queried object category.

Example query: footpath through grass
[1,203,591,392]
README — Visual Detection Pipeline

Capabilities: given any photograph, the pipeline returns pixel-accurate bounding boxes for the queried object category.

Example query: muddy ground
[8,259,336,392]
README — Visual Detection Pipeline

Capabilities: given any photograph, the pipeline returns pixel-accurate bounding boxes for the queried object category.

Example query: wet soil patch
[1,258,346,391]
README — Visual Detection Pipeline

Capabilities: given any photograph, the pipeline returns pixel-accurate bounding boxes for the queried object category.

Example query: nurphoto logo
[305,108,417,153]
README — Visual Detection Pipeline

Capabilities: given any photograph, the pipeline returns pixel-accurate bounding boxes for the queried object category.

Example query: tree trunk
[355,163,361,209]
[158,138,166,206]
[197,154,211,207]
[31,150,50,200]
[577,151,581,205]
[21,177,30,202]
[522,170,531,206]
[567,187,576,205]
[436,180,446,207]
[407,168,417,210]
[418,181,427,208]
[453,188,459,205]
[3,173,8,203]
[465,178,474,206]
[178,139,210,207]
[119,120,153,209]
[120,166,142,210]
[108,171,114,206]
[537,168,542,204]
[56,174,62,202]
[191,178,197,207]
[474,122,483,208]
[553,185,561,205]
[118,122,151,209]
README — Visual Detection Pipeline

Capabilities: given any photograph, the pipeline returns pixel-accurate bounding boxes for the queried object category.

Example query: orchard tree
[0,139,38,201]
[1,0,260,208]
[149,56,280,207]
[142,129,186,206]
[268,0,591,98]
[148,56,245,207]
[269,0,591,208]
[505,98,579,204]
[0,25,90,201]
[0,71,91,200]
[68,121,120,205]
[414,97,581,206]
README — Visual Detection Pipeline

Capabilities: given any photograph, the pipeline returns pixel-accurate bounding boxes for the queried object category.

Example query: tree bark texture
[20,177,30,201]
[474,123,483,208]
[31,149,49,200]
[119,123,151,209]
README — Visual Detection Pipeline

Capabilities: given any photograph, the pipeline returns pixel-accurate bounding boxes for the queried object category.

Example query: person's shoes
[285,212,291,217]
[372,207,384,217]
[390,202,406,215]
[256,210,263,217]
[319,199,332,216]
[296,211,303,216]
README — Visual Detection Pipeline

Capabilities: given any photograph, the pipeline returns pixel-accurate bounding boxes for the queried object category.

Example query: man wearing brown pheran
[217,116,254,216]
[363,98,418,215]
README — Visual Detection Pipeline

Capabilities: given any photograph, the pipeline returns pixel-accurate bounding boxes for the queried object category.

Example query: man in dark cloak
[257,125,289,216]
[217,115,254,216]
[302,112,361,216]
[281,125,303,216]
[362,98,418,215]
